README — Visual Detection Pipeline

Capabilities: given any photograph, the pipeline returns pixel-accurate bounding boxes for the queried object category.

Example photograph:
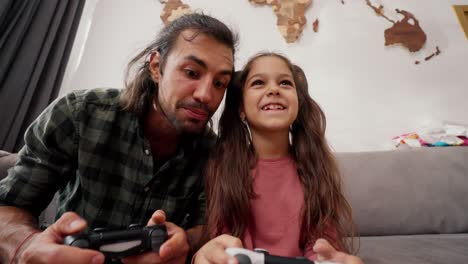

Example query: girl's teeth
[262,104,284,110]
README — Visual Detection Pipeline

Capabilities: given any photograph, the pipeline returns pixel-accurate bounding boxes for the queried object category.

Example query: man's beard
[160,99,213,135]
[167,112,207,135]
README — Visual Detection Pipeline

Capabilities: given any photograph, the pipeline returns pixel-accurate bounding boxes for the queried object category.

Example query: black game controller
[64,224,167,259]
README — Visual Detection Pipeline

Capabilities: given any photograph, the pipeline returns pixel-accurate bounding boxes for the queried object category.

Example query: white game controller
[226,248,339,264]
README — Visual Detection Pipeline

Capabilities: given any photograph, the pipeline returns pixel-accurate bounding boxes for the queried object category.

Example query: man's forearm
[0,206,40,263]
[186,225,206,255]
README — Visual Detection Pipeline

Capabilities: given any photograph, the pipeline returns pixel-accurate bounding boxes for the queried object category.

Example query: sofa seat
[359,234,468,264]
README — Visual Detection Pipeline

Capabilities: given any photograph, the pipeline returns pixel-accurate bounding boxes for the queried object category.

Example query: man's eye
[214,80,227,89]
[184,69,199,79]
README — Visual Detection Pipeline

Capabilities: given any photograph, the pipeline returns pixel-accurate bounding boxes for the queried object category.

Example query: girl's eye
[184,69,199,79]
[251,80,264,86]
[280,80,293,87]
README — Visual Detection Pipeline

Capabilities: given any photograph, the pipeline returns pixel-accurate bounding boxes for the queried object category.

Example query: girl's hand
[194,234,243,264]
[313,238,363,264]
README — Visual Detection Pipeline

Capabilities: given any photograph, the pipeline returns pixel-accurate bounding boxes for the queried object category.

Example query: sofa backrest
[4,148,468,235]
[337,147,468,236]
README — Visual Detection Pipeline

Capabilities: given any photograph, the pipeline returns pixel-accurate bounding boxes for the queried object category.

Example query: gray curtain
[0,0,86,152]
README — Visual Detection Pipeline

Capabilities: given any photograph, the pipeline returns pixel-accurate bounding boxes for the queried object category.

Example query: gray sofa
[1,147,468,263]
[338,147,468,263]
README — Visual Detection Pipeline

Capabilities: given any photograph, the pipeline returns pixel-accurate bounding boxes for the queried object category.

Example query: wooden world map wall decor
[158,0,442,64]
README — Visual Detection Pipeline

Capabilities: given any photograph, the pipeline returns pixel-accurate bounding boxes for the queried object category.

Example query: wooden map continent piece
[384,9,427,52]
[250,0,312,43]
[424,46,441,61]
[160,0,192,25]
[366,0,426,52]
[415,46,441,64]
[312,18,319,33]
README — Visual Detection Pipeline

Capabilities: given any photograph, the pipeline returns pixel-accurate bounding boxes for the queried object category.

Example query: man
[0,13,237,264]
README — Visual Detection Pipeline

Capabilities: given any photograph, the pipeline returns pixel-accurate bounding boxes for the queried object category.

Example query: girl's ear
[149,51,161,83]
[239,103,246,121]
[240,111,246,121]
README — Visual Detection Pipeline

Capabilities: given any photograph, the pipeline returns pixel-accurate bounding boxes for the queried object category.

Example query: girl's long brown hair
[206,52,356,253]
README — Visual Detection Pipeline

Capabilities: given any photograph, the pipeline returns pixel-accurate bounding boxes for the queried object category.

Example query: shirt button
[144,186,150,192]
[144,149,150,155]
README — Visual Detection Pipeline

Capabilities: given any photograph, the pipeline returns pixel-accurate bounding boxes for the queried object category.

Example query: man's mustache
[176,100,213,117]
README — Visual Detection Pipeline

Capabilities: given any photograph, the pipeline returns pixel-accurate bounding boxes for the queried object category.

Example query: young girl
[195,53,361,264]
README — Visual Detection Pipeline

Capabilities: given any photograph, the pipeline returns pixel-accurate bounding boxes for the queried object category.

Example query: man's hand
[313,238,363,264]
[122,210,189,264]
[194,234,243,264]
[16,212,105,264]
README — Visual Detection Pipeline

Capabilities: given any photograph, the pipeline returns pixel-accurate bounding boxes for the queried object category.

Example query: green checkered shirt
[0,88,213,230]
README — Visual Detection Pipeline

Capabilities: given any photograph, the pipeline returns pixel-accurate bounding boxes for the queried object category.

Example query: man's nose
[193,78,213,104]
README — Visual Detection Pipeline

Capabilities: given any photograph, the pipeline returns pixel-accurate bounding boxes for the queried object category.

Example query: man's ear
[149,51,161,83]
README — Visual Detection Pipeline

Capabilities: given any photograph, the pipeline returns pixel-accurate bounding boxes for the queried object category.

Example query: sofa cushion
[337,147,468,236]
[358,233,468,264]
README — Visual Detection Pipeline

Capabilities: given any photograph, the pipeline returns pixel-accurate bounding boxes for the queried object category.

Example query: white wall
[60,0,468,152]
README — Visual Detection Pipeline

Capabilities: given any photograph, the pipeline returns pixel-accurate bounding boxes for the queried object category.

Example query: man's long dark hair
[120,13,238,116]
[206,52,356,253]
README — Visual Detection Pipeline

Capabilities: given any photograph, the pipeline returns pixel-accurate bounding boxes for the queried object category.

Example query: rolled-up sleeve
[0,93,78,217]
